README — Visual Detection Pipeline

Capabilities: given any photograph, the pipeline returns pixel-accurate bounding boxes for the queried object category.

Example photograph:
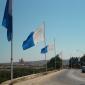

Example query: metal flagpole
[60,52,63,69]
[70,58,72,69]
[10,0,13,84]
[54,39,56,70]
[10,32,13,85]
[70,53,72,69]
[43,22,47,72]
[61,52,63,69]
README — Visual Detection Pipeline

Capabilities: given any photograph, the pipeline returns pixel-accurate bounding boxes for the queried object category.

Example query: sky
[0,0,85,63]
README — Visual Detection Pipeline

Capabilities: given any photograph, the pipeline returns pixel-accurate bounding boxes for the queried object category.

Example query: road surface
[14,69,85,85]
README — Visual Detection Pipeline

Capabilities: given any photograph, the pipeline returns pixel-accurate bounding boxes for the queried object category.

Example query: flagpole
[10,33,13,84]
[43,22,47,72]
[10,0,13,84]
[54,39,56,70]
[59,52,62,69]
[61,52,63,69]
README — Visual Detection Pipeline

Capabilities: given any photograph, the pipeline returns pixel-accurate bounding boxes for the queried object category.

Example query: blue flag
[22,26,44,50]
[41,45,48,54]
[41,44,54,54]
[2,0,12,41]
[22,32,35,50]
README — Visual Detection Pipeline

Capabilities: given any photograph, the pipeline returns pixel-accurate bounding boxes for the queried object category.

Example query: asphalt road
[14,69,85,85]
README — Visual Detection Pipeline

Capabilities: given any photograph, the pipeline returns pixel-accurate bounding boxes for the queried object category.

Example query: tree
[80,54,85,66]
[47,54,62,70]
[69,57,80,68]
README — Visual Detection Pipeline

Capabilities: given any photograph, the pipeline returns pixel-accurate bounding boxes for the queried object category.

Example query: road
[14,69,85,85]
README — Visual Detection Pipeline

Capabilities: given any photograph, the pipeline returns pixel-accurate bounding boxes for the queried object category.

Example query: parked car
[81,66,85,73]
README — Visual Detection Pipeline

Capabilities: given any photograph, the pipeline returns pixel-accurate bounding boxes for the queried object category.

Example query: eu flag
[2,0,12,41]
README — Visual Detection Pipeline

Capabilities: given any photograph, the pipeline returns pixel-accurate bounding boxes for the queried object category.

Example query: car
[81,66,85,73]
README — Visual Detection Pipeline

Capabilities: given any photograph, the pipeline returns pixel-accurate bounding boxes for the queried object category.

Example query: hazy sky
[0,0,85,63]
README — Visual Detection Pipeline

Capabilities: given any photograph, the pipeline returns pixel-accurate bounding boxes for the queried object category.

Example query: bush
[0,67,46,84]
[0,70,10,83]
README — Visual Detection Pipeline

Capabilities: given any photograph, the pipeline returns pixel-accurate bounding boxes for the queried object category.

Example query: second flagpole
[54,39,56,70]
[43,22,47,72]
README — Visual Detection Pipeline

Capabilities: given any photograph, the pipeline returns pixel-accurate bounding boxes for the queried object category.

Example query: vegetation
[69,57,80,68]
[69,54,85,68]
[0,67,45,84]
[80,54,85,66]
[0,70,10,83]
[47,54,62,70]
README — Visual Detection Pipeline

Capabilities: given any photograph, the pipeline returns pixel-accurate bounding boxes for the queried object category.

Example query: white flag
[33,24,44,45]
[48,44,54,51]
